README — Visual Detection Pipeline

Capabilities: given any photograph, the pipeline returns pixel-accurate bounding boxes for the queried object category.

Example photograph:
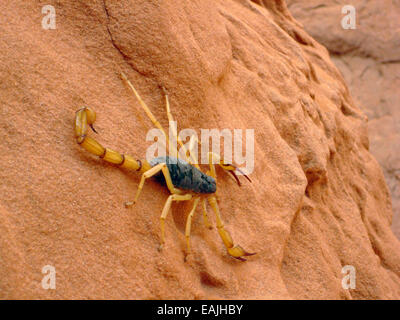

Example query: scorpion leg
[162,88,200,168]
[207,195,255,261]
[121,72,199,167]
[184,197,200,258]
[202,199,212,229]
[206,156,254,260]
[159,193,193,251]
[162,87,179,160]
[121,72,167,138]
[207,152,220,199]
[125,162,182,207]
[120,72,172,154]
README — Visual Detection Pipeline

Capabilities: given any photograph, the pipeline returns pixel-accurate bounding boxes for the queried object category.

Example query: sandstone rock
[286,0,400,239]
[0,0,399,299]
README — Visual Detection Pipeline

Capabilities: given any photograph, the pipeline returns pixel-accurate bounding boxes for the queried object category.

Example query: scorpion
[74,72,255,261]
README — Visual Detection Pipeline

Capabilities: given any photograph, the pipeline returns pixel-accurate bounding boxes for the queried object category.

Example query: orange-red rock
[0,0,399,299]
[287,0,400,240]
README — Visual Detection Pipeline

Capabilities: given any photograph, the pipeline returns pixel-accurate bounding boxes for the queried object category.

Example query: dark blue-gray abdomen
[149,156,216,194]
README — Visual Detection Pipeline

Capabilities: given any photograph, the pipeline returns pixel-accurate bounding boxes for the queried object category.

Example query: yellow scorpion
[74,72,255,261]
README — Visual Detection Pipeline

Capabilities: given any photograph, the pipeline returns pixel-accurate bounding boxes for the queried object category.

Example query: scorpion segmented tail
[75,107,151,173]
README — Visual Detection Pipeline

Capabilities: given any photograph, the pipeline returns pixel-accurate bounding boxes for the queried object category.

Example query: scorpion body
[74,72,255,261]
[149,156,216,194]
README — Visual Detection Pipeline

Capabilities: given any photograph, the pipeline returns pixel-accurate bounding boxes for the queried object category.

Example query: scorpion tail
[207,196,256,261]
[75,107,150,173]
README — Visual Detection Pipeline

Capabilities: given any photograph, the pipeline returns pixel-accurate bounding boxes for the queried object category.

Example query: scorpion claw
[227,245,256,261]
[225,164,252,186]
[89,124,98,134]
[227,170,241,186]
[234,256,247,262]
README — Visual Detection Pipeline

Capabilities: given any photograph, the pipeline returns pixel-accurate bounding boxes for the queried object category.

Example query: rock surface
[286,0,400,239]
[0,0,399,299]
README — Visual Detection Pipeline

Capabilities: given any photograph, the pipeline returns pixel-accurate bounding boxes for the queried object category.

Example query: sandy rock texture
[286,0,400,239]
[0,0,399,299]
